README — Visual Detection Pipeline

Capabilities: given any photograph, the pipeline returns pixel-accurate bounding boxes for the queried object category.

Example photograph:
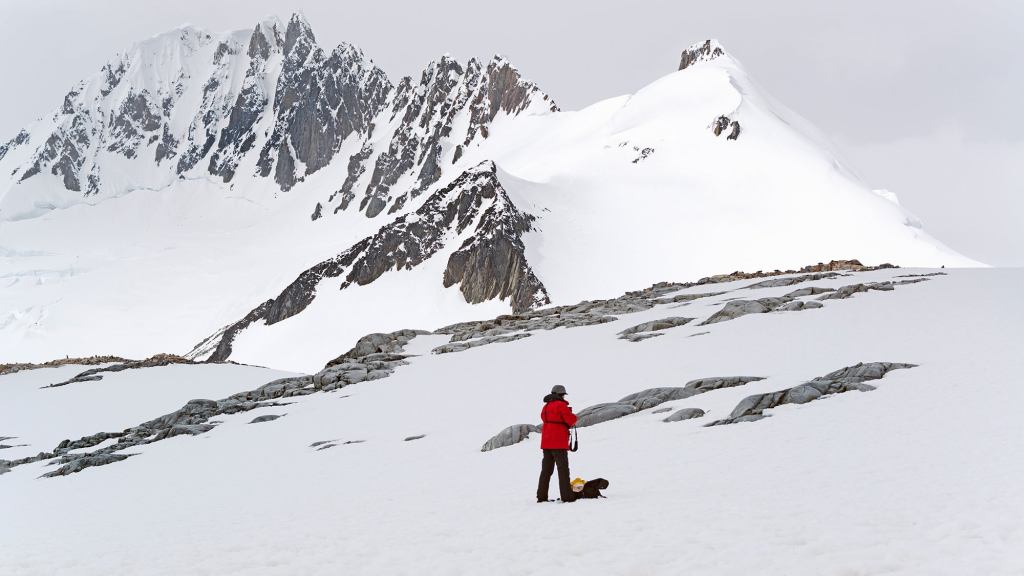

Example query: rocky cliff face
[333,55,557,218]
[679,39,725,70]
[196,161,548,361]
[4,15,393,200]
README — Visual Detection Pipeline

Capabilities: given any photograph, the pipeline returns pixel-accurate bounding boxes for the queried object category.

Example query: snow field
[2,267,1021,575]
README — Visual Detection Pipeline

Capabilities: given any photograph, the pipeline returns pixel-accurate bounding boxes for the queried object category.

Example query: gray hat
[551,385,567,395]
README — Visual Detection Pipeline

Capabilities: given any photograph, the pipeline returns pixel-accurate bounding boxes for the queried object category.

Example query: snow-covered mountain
[0,15,978,371]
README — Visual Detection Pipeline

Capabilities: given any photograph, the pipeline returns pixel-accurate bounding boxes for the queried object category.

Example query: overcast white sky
[1,0,1020,265]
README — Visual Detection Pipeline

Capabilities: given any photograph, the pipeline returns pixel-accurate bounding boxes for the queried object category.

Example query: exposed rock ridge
[708,362,917,425]
[0,355,129,377]
[45,354,198,387]
[189,161,549,361]
[679,39,726,71]
[5,328,422,478]
[335,55,558,218]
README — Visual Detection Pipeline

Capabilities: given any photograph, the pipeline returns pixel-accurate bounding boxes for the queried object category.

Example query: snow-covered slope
[3,267,1020,575]
[0,19,979,369]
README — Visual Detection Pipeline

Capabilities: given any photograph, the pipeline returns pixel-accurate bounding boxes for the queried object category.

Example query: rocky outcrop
[0,355,129,376]
[663,407,705,422]
[46,353,197,387]
[0,130,30,163]
[249,414,283,424]
[743,273,844,290]
[325,329,428,367]
[783,286,835,298]
[480,424,541,452]
[576,403,638,427]
[442,175,550,312]
[679,39,725,70]
[708,362,917,425]
[815,280,928,301]
[432,333,531,354]
[652,291,727,305]
[618,317,695,342]
[42,453,134,478]
[694,261,895,286]
[437,312,617,343]
[712,115,741,140]
[192,162,549,361]
[701,298,797,325]
[571,376,764,428]
[699,273,929,325]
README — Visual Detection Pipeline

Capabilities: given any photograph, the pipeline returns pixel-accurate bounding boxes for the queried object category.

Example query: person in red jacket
[537,385,578,503]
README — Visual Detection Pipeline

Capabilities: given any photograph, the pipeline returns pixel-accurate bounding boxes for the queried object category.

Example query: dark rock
[41,453,134,478]
[679,39,725,70]
[683,376,765,393]
[54,431,122,455]
[442,165,550,313]
[783,286,835,298]
[618,316,694,340]
[818,282,895,301]
[701,299,775,324]
[249,414,284,424]
[621,333,663,342]
[713,115,731,136]
[726,121,741,140]
[46,353,197,387]
[152,424,215,440]
[576,403,638,427]
[652,291,727,305]
[663,408,705,422]
[701,295,821,325]
[0,354,129,376]
[481,424,541,452]
[744,273,844,290]
[325,329,427,367]
[709,362,917,426]
[404,435,426,442]
[141,399,220,430]
[432,332,531,354]
[0,130,30,163]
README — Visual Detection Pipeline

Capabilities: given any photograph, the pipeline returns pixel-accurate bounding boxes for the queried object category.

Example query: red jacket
[540,396,578,450]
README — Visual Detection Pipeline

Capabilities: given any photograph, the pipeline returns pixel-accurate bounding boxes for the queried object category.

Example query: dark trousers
[537,449,573,502]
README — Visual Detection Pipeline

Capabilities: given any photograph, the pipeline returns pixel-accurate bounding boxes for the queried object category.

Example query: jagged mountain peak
[678,38,727,70]
[327,49,557,219]
[247,17,285,59]
[283,12,317,57]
